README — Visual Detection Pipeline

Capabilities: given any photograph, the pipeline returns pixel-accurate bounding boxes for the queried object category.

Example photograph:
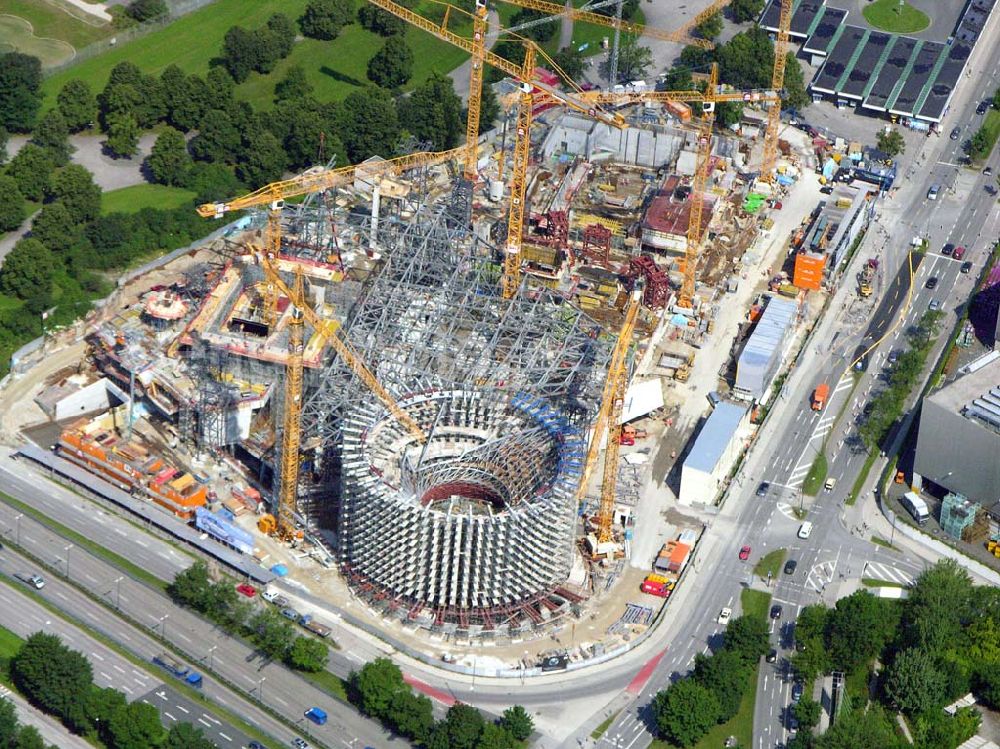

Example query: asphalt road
[0,486,395,749]
[140,684,250,749]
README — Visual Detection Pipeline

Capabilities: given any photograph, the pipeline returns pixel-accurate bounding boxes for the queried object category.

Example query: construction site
[12,0,855,654]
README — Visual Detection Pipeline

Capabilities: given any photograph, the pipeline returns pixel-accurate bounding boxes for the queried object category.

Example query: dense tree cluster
[168,561,329,671]
[125,0,169,23]
[785,561,997,749]
[729,0,766,23]
[300,0,356,41]
[350,658,533,748]
[9,631,216,748]
[0,53,43,133]
[221,14,297,83]
[651,604,769,746]
[367,35,415,89]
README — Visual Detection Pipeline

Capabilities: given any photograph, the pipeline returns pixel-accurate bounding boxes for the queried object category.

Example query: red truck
[811,383,829,411]
[641,574,674,598]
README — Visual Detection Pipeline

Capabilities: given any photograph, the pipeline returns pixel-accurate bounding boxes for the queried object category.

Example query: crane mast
[464,0,489,180]
[502,45,536,299]
[277,269,306,540]
[761,0,792,180]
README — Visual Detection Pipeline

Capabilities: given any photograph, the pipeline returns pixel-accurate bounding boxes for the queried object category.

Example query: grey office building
[913,354,1000,505]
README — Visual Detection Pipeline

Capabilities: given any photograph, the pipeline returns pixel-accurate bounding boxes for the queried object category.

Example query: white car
[718,607,733,625]
[797,521,813,539]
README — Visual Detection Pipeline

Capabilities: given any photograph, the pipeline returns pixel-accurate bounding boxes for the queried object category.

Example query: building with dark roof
[761,0,996,125]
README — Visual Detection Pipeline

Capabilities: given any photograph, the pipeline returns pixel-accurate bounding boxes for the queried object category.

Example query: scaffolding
[941,492,981,541]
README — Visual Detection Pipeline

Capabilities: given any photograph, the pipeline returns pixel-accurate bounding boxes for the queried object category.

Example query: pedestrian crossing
[862,561,914,587]
[805,561,836,592]
[784,374,854,489]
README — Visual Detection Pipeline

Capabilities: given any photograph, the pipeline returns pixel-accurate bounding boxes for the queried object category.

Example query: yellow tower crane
[576,284,642,555]
[465,0,489,180]
[761,0,793,180]
[248,251,428,540]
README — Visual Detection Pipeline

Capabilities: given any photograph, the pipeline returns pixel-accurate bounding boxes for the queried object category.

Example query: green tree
[351,657,407,719]
[782,51,810,111]
[968,127,993,160]
[476,723,512,749]
[106,112,140,158]
[717,25,774,89]
[792,697,821,729]
[10,632,93,730]
[389,690,435,743]
[594,0,639,20]
[266,13,297,60]
[190,109,241,164]
[107,700,166,749]
[84,686,127,744]
[445,703,486,749]
[250,608,296,661]
[5,143,55,201]
[13,726,49,749]
[652,679,720,746]
[367,35,414,88]
[826,591,899,672]
[814,704,902,749]
[187,163,244,204]
[171,74,213,132]
[399,73,463,149]
[167,561,215,611]
[876,128,906,157]
[0,697,19,743]
[715,101,744,128]
[357,5,405,36]
[883,647,947,715]
[300,0,355,40]
[0,53,43,132]
[0,175,26,232]
[126,0,168,22]
[336,87,400,162]
[692,649,750,721]
[730,0,765,23]
[510,7,556,42]
[904,560,975,652]
[911,706,980,749]
[221,26,260,82]
[31,109,72,166]
[552,46,586,86]
[283,106,343,170]
[275,65,315,103]
[48,164,102,224]
[696,11,723,40]
[57,80,97,133]
[164,722,217,749]
[236,129,287,187]
[724,613,770,663]
[148,127,192,186]
[599,36,653,83]
[661,65,694,91]
[287,636,329,672]
[485,40,527,84]
[500,705,533,741]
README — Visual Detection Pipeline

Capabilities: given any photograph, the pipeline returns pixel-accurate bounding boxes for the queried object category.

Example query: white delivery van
[797,521,813,539]
[902,491,930,525]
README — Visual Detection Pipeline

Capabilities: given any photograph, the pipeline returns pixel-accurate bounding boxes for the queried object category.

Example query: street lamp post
[158,614,169,639]
[62,544,73,579]
[14,513,22,546]
[205,645,217,671]
[257,676,266,701]
[114,576,123,609]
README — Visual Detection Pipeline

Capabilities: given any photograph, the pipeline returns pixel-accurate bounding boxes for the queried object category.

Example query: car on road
[797,521,813,539]
[739,545,751,561]
[950,126,962,140]
[16,573,45,590]
[235,583,256,598]
[766,649,777,663]
[942,243,954,256]
[927,184,940,200]
[985,166,994,177]
[280,607,300,621]
[824,477,837,492]
[292,739,310,749]
[245,743,265,749]
[791,682,804,702]
[783,559,798,575]
[718,607,733,625]
[978,100,990,115]
[961,261,973,274]
[788,715,799,735]
[770,604,783,620]
[953,246,966,260]
[930,299,942,311]
[756,481,770,497]
[926,276,939,289]
[304,707,327,725]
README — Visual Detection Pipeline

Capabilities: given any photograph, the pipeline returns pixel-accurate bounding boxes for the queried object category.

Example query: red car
[236,583,257,598]
[953,246,966,260]
[739,545,751,561]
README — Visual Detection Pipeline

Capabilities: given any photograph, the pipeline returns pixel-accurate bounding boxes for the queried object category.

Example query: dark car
[783,559,798,575]
[942,243,954,256]
[961,261,973,274]
[756,481,771,497]
[770,604,783,620]
[280,607,299,621]
[791,682,804,702]
[247,743,265,749]
[950,126,962,140]
[926,276,939,290]
[766,649,778,663]
[985,167,993,177]
[978,100,990,115]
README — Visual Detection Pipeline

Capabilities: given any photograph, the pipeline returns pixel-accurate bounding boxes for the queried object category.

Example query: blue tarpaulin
[270,564,288,576]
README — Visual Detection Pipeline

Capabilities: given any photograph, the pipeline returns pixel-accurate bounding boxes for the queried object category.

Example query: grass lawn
[753,548,787,581]
[0,624,23,659]
[861,577,907,588]
[972,109,1000,160]
[1,0,111,50]
[100,184,197,215]
[41,0,470,112]
[591,710,620,740]
[802,452,828,496]
[301,669,350,703]
[652,589,771,749]
[0,13,76,66]
[846,451,877,506]
[862,0,930,33]
[0,491,172,593]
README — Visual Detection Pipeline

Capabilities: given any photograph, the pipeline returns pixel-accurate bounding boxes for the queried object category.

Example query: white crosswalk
[863,561,915,587]
[805,561,836,592]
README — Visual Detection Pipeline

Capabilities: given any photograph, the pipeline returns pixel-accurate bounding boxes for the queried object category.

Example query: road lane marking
[165,711,176,721]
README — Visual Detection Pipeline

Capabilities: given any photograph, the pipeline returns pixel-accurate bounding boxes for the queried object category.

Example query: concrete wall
[53,379,118,421]
[913,399,1000,505]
